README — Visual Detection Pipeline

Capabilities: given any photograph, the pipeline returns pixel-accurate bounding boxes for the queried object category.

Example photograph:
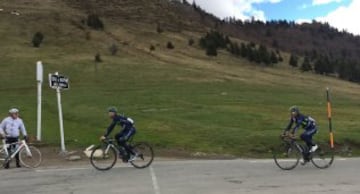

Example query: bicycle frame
[101,139,134,158]
[0,139,31,161]
[286,138,311,159]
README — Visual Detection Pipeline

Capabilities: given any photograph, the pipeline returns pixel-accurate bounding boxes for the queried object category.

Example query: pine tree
[270,51,278,64]
[289,54,298,67]
[301,56,312,72]
[206,43,217,56]
[240,43,247,58]
[258,45,271,65]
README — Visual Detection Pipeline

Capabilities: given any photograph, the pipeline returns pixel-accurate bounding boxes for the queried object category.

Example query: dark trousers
[5,137,20,166]
[300,128,317,148]
[115,127,136,156]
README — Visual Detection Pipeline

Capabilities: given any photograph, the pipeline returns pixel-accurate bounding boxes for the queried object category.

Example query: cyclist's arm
[19,120,27,138]
[104,120,116,137]
[291,121,301,134]
[283,118,293,134]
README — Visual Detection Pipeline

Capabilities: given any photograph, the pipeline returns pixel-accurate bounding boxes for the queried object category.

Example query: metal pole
[36,61,43,141]
[55,72,66,152]
[326,87,334,149]
[37,81,42,141]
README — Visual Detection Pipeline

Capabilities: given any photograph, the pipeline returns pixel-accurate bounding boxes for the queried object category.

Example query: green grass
[0,1,359,157]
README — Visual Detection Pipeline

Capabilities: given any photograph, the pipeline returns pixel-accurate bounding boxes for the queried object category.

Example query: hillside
[0,0,359,156]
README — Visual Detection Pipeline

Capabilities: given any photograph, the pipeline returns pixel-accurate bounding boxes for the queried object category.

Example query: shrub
[167,41,175,49]
[206,43,217,56]
[95,53,102,62]
[32,32,44,48]
[109,43,118,56]
[87,14,104,30]
[150,45,156,51]
[188,38,195,46]
[85,31,91,40]
[156,23,163,34]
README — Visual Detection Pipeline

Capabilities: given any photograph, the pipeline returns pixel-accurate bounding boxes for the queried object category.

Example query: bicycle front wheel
[19,146,42,168]
[311,146,334,169]
[0,147,8,167]
[90,145,117,171]
[130,142,154,169]
[273,143,301,170]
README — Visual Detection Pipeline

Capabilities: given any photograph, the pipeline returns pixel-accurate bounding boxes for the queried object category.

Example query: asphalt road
[0,158,358,194]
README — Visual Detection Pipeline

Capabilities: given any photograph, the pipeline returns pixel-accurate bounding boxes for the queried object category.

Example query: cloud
[298,3,309,10]
[189,0,282,21]
[312,0,343,6]
[316,0,360,35]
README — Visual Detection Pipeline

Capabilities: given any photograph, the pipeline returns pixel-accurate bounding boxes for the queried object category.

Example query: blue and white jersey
[285,113,316,133]
[104,115,135,137]
[0,116,27,138]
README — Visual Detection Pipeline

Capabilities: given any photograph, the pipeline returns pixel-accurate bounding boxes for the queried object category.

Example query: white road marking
[150,166,161,194]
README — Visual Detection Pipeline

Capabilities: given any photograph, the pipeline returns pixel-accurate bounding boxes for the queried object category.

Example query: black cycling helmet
[289,106,300,113]
[108,107,118,113]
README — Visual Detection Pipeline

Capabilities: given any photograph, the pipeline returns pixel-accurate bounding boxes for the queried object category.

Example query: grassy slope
[0,1,359,156]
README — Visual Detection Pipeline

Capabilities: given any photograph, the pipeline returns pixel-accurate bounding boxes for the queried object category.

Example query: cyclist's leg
[120,128,136,155]
[301,130,315,147]
[301,128,317,156]
[115,132,126,155]
[4,137,19,168]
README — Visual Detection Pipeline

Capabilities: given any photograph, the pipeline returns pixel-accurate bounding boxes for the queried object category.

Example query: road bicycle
[273,135,334,170]
[0,139,42,168]
[90,138,154,171]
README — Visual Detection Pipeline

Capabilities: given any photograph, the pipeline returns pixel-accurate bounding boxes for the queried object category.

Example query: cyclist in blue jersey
[100,107,137,162]
[282,106,319,159]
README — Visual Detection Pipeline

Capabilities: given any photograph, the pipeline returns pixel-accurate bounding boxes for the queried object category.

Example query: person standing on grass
[0,108,28,169]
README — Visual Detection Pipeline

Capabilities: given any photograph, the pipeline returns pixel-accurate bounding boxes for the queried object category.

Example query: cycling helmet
[9,108,19,114]
[289,106,299,113]
[108,107,118,113]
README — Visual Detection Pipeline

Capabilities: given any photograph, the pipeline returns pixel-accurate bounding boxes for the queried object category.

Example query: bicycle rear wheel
[130,142,154,169]
[273,143,301,170]
[90,145,117,171]
[19,146,42,168]
[311,146,334,169]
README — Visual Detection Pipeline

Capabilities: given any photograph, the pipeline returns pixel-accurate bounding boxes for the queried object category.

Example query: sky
[188,0,360,35]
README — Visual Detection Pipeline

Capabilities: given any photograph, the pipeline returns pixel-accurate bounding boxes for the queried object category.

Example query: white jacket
[0,116,27,138]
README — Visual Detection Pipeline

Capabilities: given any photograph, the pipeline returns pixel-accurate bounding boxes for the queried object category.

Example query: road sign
[49,72,68,152]
[49,73,69,90]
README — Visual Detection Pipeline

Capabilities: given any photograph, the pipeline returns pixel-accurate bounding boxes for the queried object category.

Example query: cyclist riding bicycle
[282,106,318,161]
[0,108,28,169]
[100,107,136,162]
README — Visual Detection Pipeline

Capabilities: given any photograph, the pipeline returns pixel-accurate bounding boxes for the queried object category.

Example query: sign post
[49,72,69,153]
[326,87,334,149]
[36,61,43,141]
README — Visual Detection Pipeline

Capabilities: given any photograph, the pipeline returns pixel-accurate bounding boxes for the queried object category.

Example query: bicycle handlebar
[280,134,298,141]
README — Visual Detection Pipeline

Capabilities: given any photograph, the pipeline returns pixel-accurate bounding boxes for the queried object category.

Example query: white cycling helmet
[9,108,19,114]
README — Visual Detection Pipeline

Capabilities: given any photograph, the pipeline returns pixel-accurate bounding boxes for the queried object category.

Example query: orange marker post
[326,88,334,149]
